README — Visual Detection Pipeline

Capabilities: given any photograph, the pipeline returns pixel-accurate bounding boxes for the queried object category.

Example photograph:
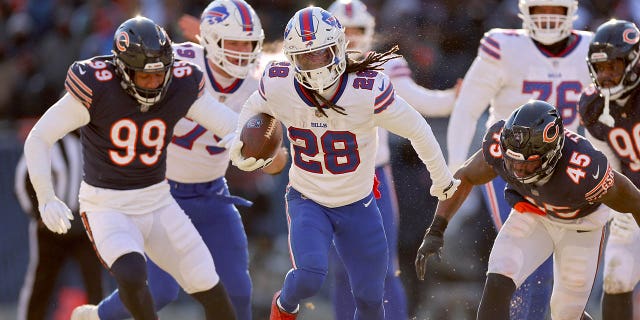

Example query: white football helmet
[518,0,578,45]
[283,7,347,93]
[199,0,264,78]
[328,0,375,54]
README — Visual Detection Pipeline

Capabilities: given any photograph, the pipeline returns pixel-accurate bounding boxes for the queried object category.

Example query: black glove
[415,215,448,281]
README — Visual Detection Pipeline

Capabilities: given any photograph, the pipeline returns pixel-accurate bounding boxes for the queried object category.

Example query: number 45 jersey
[240,61,452,208]
[482,120,613,226]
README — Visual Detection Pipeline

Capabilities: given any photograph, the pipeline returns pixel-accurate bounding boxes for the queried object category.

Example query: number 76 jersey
[241,61,445,208]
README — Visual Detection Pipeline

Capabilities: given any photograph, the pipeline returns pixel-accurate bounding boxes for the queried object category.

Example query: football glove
[415,215,448,281]
[430,179,461,201]
[38,197,73,234]
[229,140,273,172]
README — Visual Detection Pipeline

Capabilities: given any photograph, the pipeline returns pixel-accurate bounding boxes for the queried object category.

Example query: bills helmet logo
[202,5,229,25]
[321,11,342,29]
[116,31,130,52]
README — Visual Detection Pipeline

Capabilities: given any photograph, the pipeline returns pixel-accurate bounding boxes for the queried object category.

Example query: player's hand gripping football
[38,196,74,234]
[430,179,461,201]
[229,140,274,171]
[415,215,448,281]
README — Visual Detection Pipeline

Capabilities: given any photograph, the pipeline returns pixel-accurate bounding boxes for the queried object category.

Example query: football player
[578,19,640,320]
[71,2,287,320]
[327,0,460,319]
[227,6,460,320]
[446,0,593,317]
[416,100,640,320]
[24,16,237,320]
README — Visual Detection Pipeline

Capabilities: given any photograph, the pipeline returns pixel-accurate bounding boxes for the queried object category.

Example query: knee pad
[604,250,636,293]
[487,244,524,282]
[288,268,325,298]
[111,252,148,291]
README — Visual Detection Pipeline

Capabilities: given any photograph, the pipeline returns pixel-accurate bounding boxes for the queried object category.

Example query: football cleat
[270,290,298,320]
[70,304,100,320]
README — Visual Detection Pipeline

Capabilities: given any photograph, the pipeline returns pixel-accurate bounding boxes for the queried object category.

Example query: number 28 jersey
[482,120,613,221]
[240,61,451,208]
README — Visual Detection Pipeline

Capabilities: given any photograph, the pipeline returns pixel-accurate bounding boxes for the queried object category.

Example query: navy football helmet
[587,19,640,101]
[112,16,174,107]
[500,100,565,184]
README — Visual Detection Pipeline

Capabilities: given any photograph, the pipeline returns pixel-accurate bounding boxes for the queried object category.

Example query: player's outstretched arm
[24,93,89,234]
[598,170,640,224]
[415,150,496,280]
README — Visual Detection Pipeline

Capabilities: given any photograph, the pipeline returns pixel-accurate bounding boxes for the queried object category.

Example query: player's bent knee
[290,268,325,297]
[603,250,636,293]
[180,257,220,293]
[111,252,148,290]
[487,247,524,281]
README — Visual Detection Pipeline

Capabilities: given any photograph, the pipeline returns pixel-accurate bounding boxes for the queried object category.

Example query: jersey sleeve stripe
[374,91,395,114]
[197,77,205,98]
[483,36,500,49]
[585,165,614,202]
[375,83,394,105]
[258,78,267,100]
[67,69,93,95]
[65,74,92,108]
[480,43,501,60]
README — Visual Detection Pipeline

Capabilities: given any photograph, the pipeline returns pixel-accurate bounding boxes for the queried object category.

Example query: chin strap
[598,92,616,127]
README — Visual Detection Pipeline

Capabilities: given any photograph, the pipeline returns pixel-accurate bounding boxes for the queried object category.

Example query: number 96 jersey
[482,120,613,225]
[64,56,205,189]
[241,61,444,208]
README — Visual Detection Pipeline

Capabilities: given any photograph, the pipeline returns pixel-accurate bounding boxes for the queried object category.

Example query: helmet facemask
[115,58,173,109]
[518,0,577,45]
[288,43,346,93]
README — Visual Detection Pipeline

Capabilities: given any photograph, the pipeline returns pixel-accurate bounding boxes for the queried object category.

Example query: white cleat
[71,304,100,320]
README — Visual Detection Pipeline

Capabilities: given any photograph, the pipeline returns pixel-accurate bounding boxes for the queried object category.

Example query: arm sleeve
[447,56,503,170]
[392,76,456,117]
[374,95,453,189]
[186,92,239,138]
[24,93,90,205]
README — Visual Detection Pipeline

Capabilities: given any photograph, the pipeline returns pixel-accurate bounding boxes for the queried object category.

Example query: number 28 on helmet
[500,100,565,184]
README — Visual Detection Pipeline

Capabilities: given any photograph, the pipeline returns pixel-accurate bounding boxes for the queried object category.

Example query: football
[240,113,283,160]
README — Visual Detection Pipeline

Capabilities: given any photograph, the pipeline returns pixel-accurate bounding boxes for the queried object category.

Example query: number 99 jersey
[64,56,205,189]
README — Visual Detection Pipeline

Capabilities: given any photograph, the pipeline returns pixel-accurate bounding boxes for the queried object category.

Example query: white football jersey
[239,61,452,207]
[375,56,457,166]
[167,42,258,183]
[447,29,593,169]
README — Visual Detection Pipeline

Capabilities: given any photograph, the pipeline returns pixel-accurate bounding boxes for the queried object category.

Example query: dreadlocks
[307,45,401,117]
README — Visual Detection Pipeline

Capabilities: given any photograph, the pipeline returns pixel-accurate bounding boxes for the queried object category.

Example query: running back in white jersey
[168,42,259,183]
[240,61,451,207]
[478,29,592,131]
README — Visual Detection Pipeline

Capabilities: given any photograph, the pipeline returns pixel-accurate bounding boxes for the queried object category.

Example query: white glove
[430,179,461,201]
[38,197,74,234]
[609,213,640,244]
[229,140,273,171]
[216,132,236,148]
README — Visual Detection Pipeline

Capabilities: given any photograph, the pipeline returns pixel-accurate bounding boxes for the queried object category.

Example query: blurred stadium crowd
[1,0,639,319]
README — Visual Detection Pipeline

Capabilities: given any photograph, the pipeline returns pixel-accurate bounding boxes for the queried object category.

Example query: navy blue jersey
[64,56,205,189]
[482,120,613,220]
[579,85,640,187]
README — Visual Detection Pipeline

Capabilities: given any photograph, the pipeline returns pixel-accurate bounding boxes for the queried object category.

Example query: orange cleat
[270,290,298,320]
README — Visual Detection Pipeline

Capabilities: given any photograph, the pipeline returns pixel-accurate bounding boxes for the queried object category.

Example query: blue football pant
[279,187,388,320]
[98,178,252,320]
[330,165,407,319]
[482,176,552,319]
